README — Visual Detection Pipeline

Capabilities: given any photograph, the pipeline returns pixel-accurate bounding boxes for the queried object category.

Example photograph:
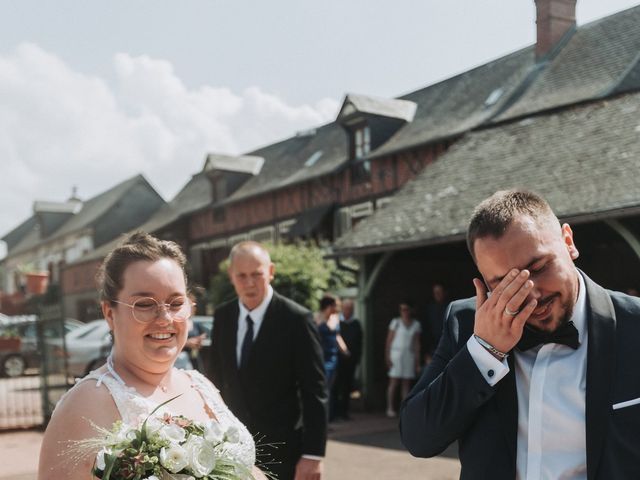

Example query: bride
[39,232,266,479]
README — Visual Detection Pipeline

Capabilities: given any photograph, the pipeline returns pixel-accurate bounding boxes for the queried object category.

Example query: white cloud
[0,43,339,256]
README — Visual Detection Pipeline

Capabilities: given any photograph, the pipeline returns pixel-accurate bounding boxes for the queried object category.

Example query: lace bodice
[74,368,256,470]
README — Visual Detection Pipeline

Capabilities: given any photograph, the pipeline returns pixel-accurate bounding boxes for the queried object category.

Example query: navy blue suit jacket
[400,272,640,479]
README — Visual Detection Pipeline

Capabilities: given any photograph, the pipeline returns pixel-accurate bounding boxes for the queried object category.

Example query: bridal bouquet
[87,398,252,480]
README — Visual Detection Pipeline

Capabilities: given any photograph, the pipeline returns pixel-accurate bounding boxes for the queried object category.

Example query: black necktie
[516,321,580,351]
[240,315,254,369]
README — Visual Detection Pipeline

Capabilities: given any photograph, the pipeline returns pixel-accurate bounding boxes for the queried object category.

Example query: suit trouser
[333,359,357,418]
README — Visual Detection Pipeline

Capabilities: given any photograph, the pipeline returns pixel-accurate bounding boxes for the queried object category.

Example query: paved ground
[0,413,461,479]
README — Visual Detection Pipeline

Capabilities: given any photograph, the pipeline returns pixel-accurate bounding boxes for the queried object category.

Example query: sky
[1,0,639,258]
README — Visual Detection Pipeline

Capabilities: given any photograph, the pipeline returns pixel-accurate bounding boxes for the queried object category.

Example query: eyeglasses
[111,296,194,324]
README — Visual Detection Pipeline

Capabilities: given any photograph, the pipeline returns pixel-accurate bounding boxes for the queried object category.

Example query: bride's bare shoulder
[39,372,120,479]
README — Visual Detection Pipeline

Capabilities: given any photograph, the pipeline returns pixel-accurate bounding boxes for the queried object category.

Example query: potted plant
[17,263,49,295]
[0,327,21,351]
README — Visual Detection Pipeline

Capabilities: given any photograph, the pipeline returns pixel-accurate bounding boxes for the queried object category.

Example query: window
[354,125,371,159]
[277,219,296,242]
[351,160,372,184]
[350,124,372,184]
[228,233,249,246]
[376,197,392,209]
[250,226,275,243]
[213,207,226,223]
[214,176,227,201]
[336,202,374,237]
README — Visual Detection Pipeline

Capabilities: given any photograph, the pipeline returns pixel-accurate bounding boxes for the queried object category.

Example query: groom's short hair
[466,189,559,261]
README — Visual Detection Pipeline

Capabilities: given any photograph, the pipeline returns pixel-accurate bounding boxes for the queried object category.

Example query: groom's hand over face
[473,269,538,354]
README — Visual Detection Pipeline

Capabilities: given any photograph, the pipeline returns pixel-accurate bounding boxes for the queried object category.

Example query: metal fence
[0,305,71,430]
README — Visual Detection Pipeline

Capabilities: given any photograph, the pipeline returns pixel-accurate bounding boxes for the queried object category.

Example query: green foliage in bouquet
[89,396,252,480]
[210,242,355,312]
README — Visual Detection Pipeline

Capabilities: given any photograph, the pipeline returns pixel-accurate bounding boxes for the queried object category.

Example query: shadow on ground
[327,413,459,459]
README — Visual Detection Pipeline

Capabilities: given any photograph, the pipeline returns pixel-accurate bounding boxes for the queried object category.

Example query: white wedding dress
[70,366,256,472]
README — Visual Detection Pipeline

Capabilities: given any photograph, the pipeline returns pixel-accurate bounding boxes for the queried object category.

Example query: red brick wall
[188,142,448,241]
[275,187,305,218]
[61,259,102,295]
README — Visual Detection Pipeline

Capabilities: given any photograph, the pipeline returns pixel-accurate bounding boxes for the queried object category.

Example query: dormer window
[337,93,417,186]
[354,125,371,159]
[213,176,227,201]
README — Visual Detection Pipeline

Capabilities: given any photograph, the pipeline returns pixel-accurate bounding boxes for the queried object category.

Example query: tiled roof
[142,172,213,234]
[370,47,535,158]
[495,5,640,121]
[1,216,37,251]
[208,6,640,206]
[71,172,214,264]
[225,122,349,202]
[2,202,78,252]
[8,175,156,256]
[333,91,640,255]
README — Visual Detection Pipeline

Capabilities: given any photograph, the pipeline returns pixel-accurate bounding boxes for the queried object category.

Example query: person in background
[385,300,421,418]
[333,298,362,421]
[421,283,448,364]
[209,241,327,480]
[315,294,349,421]
[181,316,208,371]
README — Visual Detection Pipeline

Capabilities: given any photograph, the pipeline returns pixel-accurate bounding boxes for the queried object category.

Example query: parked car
[56,316,213,378]
[0,317,83,377]
[174,316,213,371]
[57,319,112,378]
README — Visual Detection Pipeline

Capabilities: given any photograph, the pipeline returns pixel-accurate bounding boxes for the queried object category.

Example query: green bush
[210,243,355,312]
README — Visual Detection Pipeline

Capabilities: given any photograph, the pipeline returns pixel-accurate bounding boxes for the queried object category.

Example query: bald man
[209,241,328,480]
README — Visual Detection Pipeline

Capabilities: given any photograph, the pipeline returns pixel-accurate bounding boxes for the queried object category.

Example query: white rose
[95,447,111,471]
[143,476,160,480]
[159,444,189,473]
[159,423,187,443]
[225,425,240,444]
[203,420,224,444]
[108,423,137,445]
[145,416,165,438]
[184,436,217,477]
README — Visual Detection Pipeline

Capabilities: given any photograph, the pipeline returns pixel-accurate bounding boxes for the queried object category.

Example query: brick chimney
[535,0,576,59]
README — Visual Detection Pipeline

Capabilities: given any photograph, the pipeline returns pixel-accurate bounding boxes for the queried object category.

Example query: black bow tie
[516,321,580,351]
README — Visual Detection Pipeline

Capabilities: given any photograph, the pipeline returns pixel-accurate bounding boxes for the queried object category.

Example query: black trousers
[332,359,358,419]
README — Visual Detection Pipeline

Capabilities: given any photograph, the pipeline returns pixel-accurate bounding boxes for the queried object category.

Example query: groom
[209,241,327,480]
[400,189,640,479]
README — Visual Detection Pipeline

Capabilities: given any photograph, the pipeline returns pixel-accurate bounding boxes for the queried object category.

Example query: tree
[210,243,355,312]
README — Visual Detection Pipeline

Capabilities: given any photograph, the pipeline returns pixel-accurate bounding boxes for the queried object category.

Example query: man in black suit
[400,189,640,479]
[209,241,327,480]
[332,299,362,420]
[421,283,448,364]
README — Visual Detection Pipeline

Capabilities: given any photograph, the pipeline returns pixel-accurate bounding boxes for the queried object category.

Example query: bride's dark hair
[97,231,188,304]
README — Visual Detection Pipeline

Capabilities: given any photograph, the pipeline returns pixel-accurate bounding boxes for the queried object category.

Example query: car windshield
[67,322,106,340]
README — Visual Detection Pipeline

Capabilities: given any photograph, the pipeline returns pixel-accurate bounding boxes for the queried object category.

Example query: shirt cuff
[301,454,324,461]
[466,336,509,386]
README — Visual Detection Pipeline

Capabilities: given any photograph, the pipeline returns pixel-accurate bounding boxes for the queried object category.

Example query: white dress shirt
[236,285,273,366]
[468,271,588,480]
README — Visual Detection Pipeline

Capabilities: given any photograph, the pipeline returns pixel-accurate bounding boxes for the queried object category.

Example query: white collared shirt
[468,271,588,480]
[236,285,274,365]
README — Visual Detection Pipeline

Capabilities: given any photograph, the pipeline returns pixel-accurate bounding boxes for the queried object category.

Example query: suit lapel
[227,302,240,373]
[494,353,518,470]
[582,272,616,480]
